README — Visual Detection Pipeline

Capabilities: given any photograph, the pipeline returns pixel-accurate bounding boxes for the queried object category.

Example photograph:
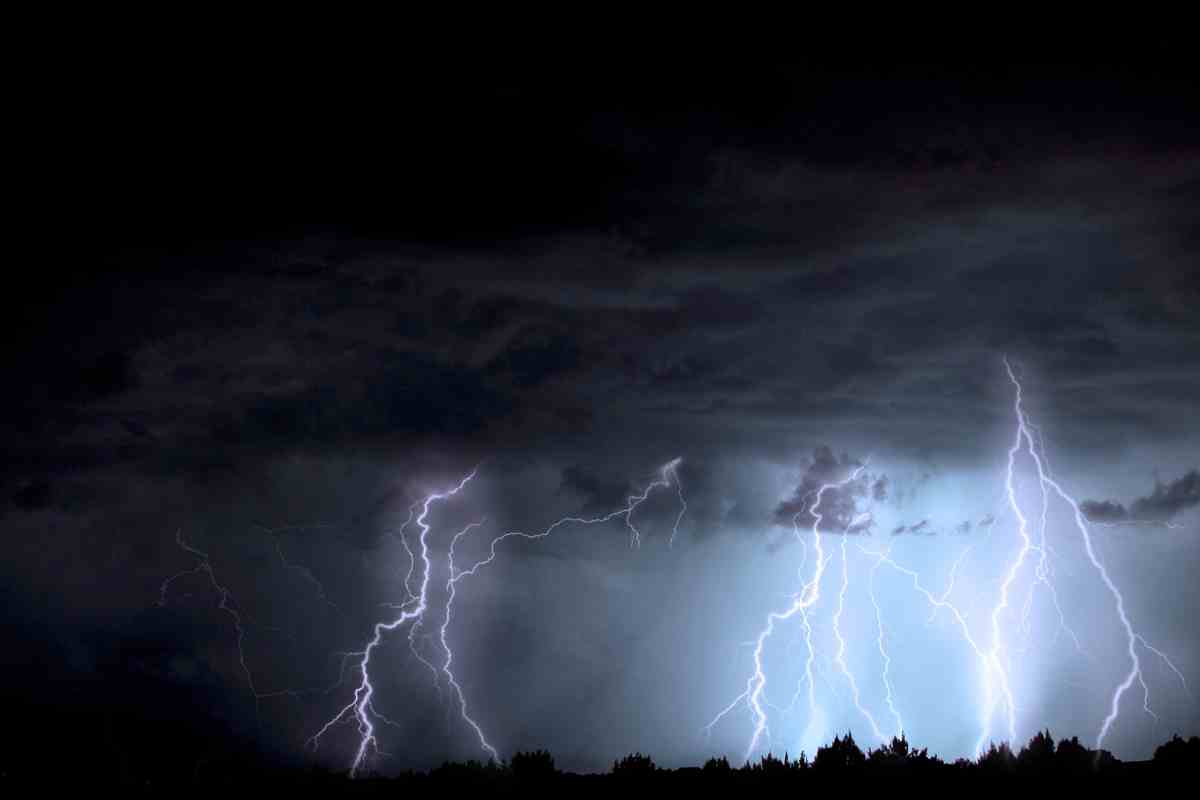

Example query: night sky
[4,63,1198,780]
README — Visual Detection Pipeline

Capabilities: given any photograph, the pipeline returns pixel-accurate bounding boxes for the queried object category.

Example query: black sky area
[4,61,1199,783]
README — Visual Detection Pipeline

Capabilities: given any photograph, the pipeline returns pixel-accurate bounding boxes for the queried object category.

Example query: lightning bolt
[438,458,688,760]
[449,459,687,587]
[997,358,1188,750]
[307,459,686,774]
[867,542,904,738]
[704,461,869,762]
[307,469,476,777]
[703,355,1186,765]
[832,530,886,742]
[157,354,1192,770]
[667,459,688,547]
[440,519,498,761]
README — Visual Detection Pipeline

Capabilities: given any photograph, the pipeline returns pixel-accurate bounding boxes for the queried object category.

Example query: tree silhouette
[1053,736,1092,775]
[749,752,806,774]
[509,749,556,780]
[612,752,656,775]
[977,741,1016,775]
[813,732,866,771]
[1154,733,1200,771]
[1017,729,1056,774]
[702,755,731,772]
[9,728,1196,790]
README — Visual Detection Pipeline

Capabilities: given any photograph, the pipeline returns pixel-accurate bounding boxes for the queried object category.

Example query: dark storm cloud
[559,465,634,515]
[11,479,53,511]
[1081,470,1200,523]
[6,64,1200,775]
[897,520,931,537]
[1080,500,1128,523]
[773,447,876,533]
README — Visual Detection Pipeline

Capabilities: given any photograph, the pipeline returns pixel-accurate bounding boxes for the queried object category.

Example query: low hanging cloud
[891,519,934,536]
[774,446,876,534]
[1081,469,1200,523]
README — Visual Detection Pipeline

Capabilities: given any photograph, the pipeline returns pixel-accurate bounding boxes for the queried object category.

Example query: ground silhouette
[4,730,1198,793]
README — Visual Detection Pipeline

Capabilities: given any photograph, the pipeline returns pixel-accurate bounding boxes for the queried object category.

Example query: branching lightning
[306,459,687,775]
[705,356,1188,764]
[704,462,869,762]
[867,542,904,738]
[307,469,476,777]
[832,528,886,743]
[156,355,1193,772]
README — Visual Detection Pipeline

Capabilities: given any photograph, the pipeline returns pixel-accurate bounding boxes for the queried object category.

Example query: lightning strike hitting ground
[707,357,1189,765]
[307,470,476,777]
[437,458,688,759]
[155,358,1191,772]
[997,358,1187,750]
[440,519,498,761]
[832,530,886,743]
[867,543,904,738]
[704,462,869,763]
[305,459,687,775]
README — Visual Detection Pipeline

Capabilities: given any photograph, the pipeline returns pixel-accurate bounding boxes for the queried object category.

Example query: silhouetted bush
[1053,735,1092,775]
[1017,729,1056,774]
[510,749,556,780]
[977,740,1017,775]
[7,729,1197,791]
[702,755,731,772]
[1154,733,1200,771]
[813,732,866,771]
[867,734,940,773]
[750,752,806,774]
[612,752,656,775]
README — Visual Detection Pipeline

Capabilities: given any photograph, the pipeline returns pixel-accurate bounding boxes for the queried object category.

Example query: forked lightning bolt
[998,358,1186,750]
[307,470,476,777]
[437,458,688,760]
[308,459,686,775]
[707,356,1188,764]
[704,462,869,762]
[158,354,1191,770]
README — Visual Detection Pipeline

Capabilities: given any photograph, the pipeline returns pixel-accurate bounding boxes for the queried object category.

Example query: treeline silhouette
[4,731,1198,792]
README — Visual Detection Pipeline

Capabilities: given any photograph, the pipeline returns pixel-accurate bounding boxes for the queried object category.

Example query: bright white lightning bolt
[832,530,886,742]
[307,469,476,777]
[159,355,1193,769]
[704,461,869,763]
[440,519,498,762]
[703,355,1187,765]
[998,358,1187,751]
[449,459,687,587]
[867,542,904,739]
[436,458,688,760]
[307,459,686,775]
[974,367,1038,754]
